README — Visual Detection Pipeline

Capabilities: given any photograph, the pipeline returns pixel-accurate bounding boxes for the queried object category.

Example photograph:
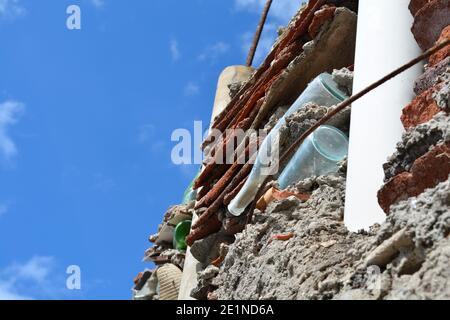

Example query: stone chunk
[365,229,413,267]
[190,231,233,265]
[414,56,450,95]
[411,0,450,50]
[191,266,220,300]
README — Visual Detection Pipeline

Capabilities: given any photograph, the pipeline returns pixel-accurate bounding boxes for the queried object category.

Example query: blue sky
[0,0,300,300]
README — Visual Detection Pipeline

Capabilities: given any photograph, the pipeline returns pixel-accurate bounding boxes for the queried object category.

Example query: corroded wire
[246,0,273,67]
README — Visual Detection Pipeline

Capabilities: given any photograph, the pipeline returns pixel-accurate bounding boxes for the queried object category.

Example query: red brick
[401,84,442,129]
[378,143,450,213]
[409,0,433,16]
[429,25,450,67]
[256,187,310,212]
[412,0,450,50]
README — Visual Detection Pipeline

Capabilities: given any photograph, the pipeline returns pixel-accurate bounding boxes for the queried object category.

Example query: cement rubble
[332,67,354,96]
[212,173,450,300]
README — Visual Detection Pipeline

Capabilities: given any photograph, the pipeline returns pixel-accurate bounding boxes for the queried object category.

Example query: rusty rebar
[246,0,273,67]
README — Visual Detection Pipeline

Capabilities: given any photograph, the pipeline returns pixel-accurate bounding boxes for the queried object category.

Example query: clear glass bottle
[278,125,348,189]
[227,73,348,216]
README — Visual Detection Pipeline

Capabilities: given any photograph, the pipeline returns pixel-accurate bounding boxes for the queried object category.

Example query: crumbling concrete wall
[211,171,450,300]
[212,171,364,300]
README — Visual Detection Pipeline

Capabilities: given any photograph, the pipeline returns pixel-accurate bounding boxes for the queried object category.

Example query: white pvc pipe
[344,0,423,232]
[210,66,254,124]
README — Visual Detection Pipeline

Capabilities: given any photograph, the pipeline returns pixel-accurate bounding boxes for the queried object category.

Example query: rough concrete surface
[213,172,366,300]
[213,173,450,300]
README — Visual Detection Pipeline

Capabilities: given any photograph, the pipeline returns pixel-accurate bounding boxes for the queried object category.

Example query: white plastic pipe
[210,65,254,124]
[344,0,423,231]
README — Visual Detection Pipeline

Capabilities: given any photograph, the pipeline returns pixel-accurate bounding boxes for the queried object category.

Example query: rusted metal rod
[246,0,273,67]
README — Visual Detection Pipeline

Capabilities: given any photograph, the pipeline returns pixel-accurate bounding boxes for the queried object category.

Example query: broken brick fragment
[411,0,450,51]
[378,143,450,213]
[133,270,153,291]
[429,25,450,67]
[133,272,144,286]
[308,5,336,39]
[401,84,442,129]
[270,232,295,242]
[211,255,225,267]
[256,187,310,212]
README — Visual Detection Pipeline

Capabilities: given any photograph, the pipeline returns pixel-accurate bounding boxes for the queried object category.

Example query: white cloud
[0,284,30,300]
[8,256,54,283]
[170,39,181,61]
[0,0,25,19]
[198,41,230,63]
[184,82,200,96]
[0,256,55,300]
[0,100,24,160]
